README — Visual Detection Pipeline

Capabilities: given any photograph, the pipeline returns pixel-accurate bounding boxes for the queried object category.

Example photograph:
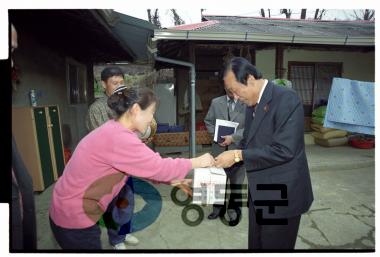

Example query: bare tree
[299,8,327,20]
[353,9,375,20]
[280,9,292,19]
[260,9,271,18]
[147,9,161,27]
[363,9,375,20]
[171,9,185,25]
[201,9,206,21]
[152,9,162,28]
[319,9,326,20]
[314,9,326,20]
[300,9,307,19]
[147,9,152,23]
[260,9,265,17]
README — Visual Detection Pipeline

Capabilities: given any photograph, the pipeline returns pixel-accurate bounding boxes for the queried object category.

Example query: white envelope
[192,168,227,205]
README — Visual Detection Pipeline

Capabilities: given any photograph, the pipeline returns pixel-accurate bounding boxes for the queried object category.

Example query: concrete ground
[35,144,375,250]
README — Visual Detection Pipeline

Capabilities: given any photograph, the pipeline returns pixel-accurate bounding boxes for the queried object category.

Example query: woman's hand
[191,153,215,168]
[170,178,193,196]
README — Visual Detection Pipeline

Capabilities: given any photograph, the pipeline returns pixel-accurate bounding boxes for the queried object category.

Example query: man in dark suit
[215,57,314,250]
[204,85,246,225]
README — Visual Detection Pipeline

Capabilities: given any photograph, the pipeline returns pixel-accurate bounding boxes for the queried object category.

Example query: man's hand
[219,135,233,147]
[170,178,193,196]
[215,150,235,168]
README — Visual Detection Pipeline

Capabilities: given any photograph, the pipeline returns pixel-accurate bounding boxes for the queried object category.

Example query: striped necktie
[228,98,234,120]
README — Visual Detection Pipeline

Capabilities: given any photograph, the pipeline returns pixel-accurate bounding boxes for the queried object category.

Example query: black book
[216,125,235,143]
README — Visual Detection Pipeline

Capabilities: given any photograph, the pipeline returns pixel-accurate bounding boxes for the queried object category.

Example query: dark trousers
[103,177,135,245]
[248,193,301,250]
[213,183,243,213]
[49,217,102,250]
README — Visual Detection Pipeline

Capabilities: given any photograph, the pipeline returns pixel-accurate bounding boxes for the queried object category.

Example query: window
[66,58,87,104]
[288,62,342,116]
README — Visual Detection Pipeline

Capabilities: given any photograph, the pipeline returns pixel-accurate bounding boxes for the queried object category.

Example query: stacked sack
[311,106,348,147]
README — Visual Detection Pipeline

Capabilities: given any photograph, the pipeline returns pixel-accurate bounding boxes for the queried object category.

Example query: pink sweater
[49,120,192,229]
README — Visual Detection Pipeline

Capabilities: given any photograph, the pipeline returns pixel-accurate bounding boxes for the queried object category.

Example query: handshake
[171,150,241,196]
[191,150,240,169]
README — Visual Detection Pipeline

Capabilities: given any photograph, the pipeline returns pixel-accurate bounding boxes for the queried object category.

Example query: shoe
[124,234,139,245]
[228,208,241,227]
[227,208,238,221]
[113,242,127,250]
[207,211,221,220]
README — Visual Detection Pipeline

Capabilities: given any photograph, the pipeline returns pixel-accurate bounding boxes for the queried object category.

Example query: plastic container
[349,138,375,149]
[156,123,170,133]
[29,89,37,107]
[168,125,185,133]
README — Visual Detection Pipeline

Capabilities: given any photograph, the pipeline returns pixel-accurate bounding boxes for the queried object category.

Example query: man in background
[204,82,246,226]
[86,67,125,131]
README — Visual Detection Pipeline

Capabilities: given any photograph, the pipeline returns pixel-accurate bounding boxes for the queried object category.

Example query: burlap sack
[312,130,347,140]
[310,123,336,133]
[314,137,348,147]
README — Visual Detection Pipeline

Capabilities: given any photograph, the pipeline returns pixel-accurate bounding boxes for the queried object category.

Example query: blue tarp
[324,77,375,135]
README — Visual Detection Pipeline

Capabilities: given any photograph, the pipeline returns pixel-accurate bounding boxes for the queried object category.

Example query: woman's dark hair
[224,57,263,85]
[107,87,158,118]
[101,66,124,82]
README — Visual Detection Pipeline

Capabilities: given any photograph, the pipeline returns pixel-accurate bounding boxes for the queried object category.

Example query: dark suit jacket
[241,82,314,219]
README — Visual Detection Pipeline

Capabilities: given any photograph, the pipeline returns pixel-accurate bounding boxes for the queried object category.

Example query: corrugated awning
[154,29,374,46]
[154,15,374,47]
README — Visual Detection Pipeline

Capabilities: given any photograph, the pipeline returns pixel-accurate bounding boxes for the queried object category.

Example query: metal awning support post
[154,54,196,158]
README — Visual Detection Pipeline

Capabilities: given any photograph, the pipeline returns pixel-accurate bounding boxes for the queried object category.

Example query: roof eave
[153,29,374,46]
[91,10,137,61]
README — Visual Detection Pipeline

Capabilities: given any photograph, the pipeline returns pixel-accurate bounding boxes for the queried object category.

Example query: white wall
[254,47,374,82]
[284,49,375,82]
[256,48,276,80]
[12,31,88,149]
[153,83,177,125]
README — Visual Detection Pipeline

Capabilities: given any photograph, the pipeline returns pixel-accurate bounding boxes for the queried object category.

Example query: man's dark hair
[101,66,124,82]
[108,87,158,118]
[224,57,263,85]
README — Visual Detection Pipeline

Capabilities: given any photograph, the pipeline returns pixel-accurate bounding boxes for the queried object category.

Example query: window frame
[65,57,88,105]
[288,61,343,115]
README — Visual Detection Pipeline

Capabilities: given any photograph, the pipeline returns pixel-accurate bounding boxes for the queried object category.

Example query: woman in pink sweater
[49,87,214,249]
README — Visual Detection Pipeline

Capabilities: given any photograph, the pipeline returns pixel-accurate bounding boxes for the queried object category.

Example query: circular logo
[130,177,162,232]
[98,177,162,233]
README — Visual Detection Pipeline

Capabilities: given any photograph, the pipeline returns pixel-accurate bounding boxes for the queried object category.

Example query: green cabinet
[48,106,65,177]
[12,105,65,191]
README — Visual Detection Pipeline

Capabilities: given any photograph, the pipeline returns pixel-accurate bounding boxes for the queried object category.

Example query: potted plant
[272,79,292,88]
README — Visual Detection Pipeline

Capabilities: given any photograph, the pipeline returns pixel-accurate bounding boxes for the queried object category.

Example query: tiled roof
[169,15,374,38]
[169,20,219,30]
